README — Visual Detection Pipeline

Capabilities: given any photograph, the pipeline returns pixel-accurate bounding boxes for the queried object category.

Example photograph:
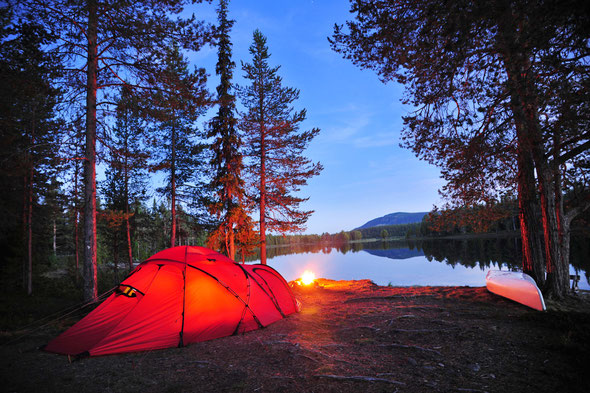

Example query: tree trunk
[259,124,266,265]
[124,136,133,269]
[228,223,235,260]
[126,206,133,268]
[531,129,572,298]
[22,176,27,290]
[516,60,566,298]
[53,219,57,256]
[536,170,567,298]
[170,120,176,248]
[498,0,546,287]
[25,109,36,296]
[514,112,545,286]
[113,230,119,281]
[83,0,99,302]
[74,159,80,282]
[26,167,33,295]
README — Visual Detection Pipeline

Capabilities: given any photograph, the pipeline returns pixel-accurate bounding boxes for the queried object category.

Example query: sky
[185,0,444,234]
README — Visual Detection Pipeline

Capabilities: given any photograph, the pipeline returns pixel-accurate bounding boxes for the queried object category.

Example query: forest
[0,0,322,300]
[1,0,589,303]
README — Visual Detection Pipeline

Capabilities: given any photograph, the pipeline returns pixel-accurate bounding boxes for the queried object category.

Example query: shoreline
[2,279,590,392]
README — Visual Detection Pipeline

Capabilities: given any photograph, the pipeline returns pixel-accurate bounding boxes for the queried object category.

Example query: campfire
[300,270,316,285]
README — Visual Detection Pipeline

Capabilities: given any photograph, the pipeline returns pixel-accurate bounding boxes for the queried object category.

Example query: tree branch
[554,139,590,166]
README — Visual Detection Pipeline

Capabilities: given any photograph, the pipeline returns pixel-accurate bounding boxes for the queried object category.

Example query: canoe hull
[486,270,546,311]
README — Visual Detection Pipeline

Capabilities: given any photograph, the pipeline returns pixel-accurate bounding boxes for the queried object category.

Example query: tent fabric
[44,246,299,357]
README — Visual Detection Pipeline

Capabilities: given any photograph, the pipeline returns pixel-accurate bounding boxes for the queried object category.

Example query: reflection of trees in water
[415,238,521,270]
[414,236,590,285]
[245,239,412,261]
[244,242,350,262]
[246,236,590,285]
[362,246,424,260]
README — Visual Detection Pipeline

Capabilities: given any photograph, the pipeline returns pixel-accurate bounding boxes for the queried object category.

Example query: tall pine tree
[207,0,255,261]
[102,85,148,270]
[101,153,126,279]
[239,30,322,265]
[0,9,62,294]
[28,0,213,301]
[149,45,209,248]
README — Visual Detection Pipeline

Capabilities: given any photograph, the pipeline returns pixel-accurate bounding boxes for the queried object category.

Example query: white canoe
[486,270,546,311]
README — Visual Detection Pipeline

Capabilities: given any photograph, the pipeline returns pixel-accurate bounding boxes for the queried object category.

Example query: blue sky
[187,0,443,234]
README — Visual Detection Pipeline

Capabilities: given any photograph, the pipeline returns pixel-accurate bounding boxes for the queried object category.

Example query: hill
[355,212,428,230]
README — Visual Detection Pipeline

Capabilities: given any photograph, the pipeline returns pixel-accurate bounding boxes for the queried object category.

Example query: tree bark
[530,129,576,298]
[74,159,80,282]
[170,120,176,248]
[497,7,546,288]
[83,0,98,302]
[53,219,57,256]
[25,109,36,295]
[22,176,27,290]
[26,167,33,295]
[536,170,568,297]
[113,230,119,280]
[126,205,132,268]
[259,124,267,265]
[124,134,133,269]
[512,100,545,286]
[228,222,235,260]
[512,52,565,298]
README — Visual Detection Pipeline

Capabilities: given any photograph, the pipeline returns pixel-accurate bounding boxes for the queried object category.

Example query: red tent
[44,246,299,357]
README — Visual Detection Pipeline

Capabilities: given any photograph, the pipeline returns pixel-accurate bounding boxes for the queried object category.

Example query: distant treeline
[264,222,420,247]
[265,197,590,248]
[357,223,421,240]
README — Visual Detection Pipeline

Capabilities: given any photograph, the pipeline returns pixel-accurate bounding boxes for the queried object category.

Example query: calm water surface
[248,238,590,290]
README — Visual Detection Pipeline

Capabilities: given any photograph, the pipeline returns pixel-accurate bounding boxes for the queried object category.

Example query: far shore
[267,231,522,248]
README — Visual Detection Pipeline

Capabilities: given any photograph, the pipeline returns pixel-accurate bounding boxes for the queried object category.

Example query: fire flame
[301,270,316,285]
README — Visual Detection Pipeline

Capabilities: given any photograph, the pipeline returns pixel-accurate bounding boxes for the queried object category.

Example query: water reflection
[247,236,590,290]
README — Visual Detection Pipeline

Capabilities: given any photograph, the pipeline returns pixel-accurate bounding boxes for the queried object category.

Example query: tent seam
[186,263,264,328]
[243,266,286,317]
[253,264,299,312]
[89,265,164,355]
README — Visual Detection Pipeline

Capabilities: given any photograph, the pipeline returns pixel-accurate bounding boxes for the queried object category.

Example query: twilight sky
[186,0,443,234]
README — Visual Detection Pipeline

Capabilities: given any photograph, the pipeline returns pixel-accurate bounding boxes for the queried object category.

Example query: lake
[247,237,590,290]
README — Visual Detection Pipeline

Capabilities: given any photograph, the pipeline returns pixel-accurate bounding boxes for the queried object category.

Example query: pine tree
[28,0,213,301]
[239,30,322,265]
[60,119,85,281]
[112,86,148,269]
[101,85,148,273]
[0,9,62,294]
[101,154,126,278]
[207,0,255,261]
[149,45,209,248]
